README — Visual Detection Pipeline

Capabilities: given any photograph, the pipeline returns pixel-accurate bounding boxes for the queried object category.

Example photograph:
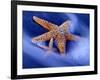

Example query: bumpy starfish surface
[32,16,78,54]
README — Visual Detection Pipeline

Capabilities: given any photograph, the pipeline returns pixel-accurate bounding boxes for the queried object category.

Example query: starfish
[32,16,78,54]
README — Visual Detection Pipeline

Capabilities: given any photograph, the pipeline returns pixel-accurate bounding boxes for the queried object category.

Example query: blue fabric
[22,11,90,68]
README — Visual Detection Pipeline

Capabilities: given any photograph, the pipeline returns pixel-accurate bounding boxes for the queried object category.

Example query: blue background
[22,11,90,68]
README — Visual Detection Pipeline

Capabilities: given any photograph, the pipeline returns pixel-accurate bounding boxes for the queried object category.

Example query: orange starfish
[32,16,78,54]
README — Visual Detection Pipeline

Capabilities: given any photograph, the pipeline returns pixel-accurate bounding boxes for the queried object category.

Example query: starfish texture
[32,16,78,54]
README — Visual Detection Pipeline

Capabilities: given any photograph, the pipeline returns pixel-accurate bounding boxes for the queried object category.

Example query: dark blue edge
[11,0,98,79]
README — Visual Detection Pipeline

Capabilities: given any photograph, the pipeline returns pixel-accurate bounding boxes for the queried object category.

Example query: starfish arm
[57,40,66,53]
[49,38,53,49]
[33,16,58,30]
[65,33,79,40]
[56,35,66,53]
[32,31,55,42]
[59,20,71,31]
